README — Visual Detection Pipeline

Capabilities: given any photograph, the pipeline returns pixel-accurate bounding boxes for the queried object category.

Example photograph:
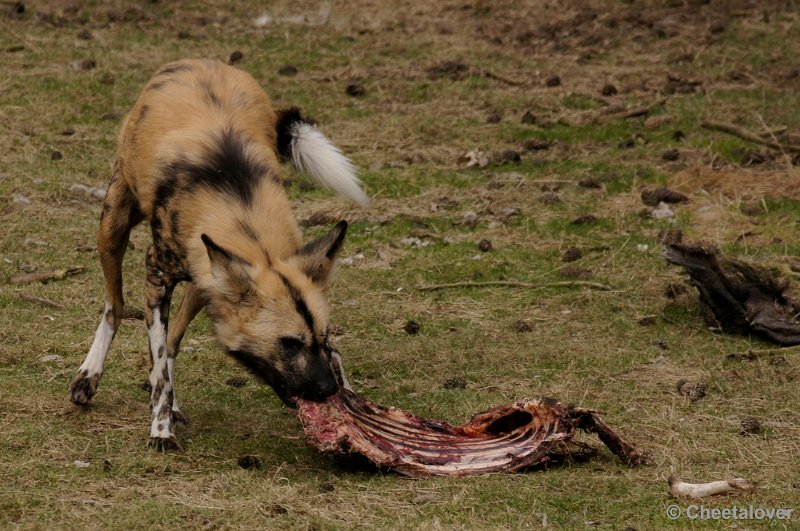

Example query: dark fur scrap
[664,243,800,345]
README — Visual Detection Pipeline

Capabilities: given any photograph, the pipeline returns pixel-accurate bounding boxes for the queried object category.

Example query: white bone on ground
[668,475,754,498]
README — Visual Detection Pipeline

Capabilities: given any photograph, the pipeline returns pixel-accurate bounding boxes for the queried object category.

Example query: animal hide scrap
[664,243,800,345]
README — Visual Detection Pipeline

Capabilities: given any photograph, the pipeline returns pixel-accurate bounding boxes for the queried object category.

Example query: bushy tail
[276,107,369,206]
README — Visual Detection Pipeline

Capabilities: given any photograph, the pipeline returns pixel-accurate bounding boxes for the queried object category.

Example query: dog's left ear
[292,220,348,286]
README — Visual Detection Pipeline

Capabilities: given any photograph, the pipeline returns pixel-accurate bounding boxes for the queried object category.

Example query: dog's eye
[279,336,305,356]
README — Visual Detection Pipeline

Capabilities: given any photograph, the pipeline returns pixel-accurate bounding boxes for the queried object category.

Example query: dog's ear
[201,234,256,303]
[292,220,347,286]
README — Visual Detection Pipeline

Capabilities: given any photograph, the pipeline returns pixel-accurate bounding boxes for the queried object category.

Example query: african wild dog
[69,59,368,450]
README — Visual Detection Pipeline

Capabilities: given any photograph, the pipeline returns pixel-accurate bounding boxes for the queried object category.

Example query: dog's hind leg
[70,163,143,405]
[164,282,205,426]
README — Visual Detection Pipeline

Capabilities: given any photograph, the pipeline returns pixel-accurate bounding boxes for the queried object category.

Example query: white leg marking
[78,300,116,377]
[147,308,173,439]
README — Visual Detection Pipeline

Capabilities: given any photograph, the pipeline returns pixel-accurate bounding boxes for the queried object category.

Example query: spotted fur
[69,59,362,450]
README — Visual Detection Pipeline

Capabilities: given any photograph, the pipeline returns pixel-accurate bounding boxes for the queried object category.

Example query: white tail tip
[290,123,369,206]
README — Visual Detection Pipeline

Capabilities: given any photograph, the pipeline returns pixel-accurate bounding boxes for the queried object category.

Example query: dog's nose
[316,373,339,399]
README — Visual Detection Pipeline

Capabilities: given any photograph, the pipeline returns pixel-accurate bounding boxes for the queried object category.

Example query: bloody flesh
[296,390,647,477]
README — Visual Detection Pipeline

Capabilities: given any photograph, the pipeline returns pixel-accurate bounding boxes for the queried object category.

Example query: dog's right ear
[201,234,255,304]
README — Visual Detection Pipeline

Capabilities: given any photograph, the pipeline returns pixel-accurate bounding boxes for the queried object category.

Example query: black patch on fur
[160,128,268,205]
[275,107,316,160]
[277,272,315,335]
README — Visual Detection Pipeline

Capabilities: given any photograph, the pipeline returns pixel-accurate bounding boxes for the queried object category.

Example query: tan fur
[71,59,347,443]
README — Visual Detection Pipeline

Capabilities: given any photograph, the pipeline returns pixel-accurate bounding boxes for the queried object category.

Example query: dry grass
[1,0,800,528]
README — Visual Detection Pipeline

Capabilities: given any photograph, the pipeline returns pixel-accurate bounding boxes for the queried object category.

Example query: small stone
[571,214,598,225]
[413,494,439,505]
[545,75,561,87]
[461,210,479,226]
[661,148,680,161]
[278,64,299,76]
[523,138,550,151]
[768,356,788,367]
[478,239,493,252]
[462,149,489,168]
[740,202,765,216]
[740,417,761,435]
[266,503,288,516]
[237,455,261,470]
[13,195,31,206]
[561,247,582,262]
[499,207,520,220]
[677,379,706,401]
[542,191,560,204]
[520,111,536,124]
[559,266,592,278]
[345,83,365,97]
[404,320,421,335]
[513,319,534,333]
[601,83,617,96]
[225,376,248,388]
[24,238,48,248]
[38,354,64,363]
[641,188,689,206]
[651,202,675,220]
[709,22,726,34]
[578,177,602,189]
[442,376,467,389]
[72,59,96,71]
[228,51,244,65]
[618,138,635,149]
[73,460,91,468]
[486,111,501,123]
[495,150,521,164]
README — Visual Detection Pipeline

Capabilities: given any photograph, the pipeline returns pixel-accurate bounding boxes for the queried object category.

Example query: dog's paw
[147,436,183,452]
[69,370,100,405]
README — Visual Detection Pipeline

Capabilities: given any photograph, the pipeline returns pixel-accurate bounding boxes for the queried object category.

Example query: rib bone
[297,390,647,477]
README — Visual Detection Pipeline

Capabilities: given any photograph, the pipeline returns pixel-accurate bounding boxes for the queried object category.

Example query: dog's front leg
[144,245,180,451]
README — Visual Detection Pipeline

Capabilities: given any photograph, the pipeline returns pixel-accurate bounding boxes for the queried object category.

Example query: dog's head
[200,221,348,405]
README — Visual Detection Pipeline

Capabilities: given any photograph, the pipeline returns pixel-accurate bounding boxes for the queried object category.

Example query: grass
[2,0,800,528]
